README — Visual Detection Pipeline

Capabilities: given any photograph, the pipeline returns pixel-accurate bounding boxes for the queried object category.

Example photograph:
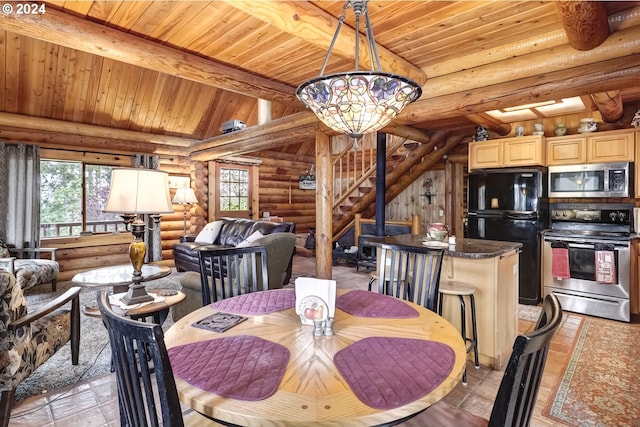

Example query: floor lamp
[172,187,198,236]
[104,167,174,305]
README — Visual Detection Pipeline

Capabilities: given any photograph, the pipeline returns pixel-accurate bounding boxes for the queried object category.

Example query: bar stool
[438,280,479,385]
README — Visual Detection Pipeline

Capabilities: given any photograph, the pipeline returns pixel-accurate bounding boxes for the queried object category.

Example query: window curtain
[132,154,163,262]
[0,144,40,250]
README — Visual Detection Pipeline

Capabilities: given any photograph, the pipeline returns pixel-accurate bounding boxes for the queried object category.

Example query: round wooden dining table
[164,288,466,427]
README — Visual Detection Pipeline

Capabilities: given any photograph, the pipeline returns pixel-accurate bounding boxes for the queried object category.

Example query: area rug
[546,317,640,427]
[517,303,541,322]
[16,273,184,401]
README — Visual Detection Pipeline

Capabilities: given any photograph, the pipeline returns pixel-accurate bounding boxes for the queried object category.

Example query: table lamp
[172,187,198,237]
[104,167,173,305]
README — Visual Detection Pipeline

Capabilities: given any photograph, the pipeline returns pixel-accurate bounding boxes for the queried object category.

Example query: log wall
[258,157,315,233]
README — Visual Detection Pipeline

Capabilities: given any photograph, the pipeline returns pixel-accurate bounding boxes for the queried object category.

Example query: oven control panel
[550,208,630,224]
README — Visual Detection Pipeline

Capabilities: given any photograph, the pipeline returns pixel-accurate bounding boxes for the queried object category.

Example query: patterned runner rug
[545,317,640,427]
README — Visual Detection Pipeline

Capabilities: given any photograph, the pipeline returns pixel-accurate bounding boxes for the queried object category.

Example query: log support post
[315,130,333,280]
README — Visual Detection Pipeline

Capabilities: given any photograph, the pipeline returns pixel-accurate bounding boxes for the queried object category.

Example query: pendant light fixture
[296,0,422,140]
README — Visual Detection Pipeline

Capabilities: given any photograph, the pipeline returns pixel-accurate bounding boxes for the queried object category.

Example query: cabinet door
[546,136,586,165]
[587,129,635,163]
[469,141,502,170]
[503,136,545,166]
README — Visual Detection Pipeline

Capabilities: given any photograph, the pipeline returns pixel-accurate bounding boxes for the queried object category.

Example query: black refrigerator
[466,168,548,305]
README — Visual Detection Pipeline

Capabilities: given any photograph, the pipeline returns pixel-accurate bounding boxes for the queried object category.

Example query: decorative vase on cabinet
[578,118,597,133]
[554,123,567,136]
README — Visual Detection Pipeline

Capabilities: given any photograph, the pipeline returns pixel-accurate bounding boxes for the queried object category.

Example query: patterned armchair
[0,271,80,426]
[0,239,59,292]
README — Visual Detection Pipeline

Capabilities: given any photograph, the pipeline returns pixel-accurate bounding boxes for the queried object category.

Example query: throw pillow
[236,230,264,248]
[194,220,223,244]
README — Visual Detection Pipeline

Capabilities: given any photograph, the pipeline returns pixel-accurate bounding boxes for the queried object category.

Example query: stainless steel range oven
[542,203,632,322]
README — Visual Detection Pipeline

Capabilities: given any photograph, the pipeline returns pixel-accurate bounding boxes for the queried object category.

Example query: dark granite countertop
[363,234,522,259]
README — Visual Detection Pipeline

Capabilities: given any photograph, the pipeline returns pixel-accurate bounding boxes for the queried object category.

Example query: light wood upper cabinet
[503,136,545,167]
[546,136,587,165]
[469,136,544,170]
[547,129,635,166]
[587,129,635,163]
[468,140,502,170]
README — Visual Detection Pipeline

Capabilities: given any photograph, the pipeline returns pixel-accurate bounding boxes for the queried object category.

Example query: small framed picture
[168,175,190,189]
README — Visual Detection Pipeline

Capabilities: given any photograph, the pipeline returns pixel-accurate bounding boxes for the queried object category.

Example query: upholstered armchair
[0,271,80,426]
[0,239,59,292]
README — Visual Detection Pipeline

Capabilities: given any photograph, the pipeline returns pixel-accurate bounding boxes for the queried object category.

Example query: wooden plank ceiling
[0,1,639,160]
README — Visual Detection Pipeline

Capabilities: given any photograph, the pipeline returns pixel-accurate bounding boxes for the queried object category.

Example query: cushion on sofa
[237,230,264,248]
[195,220,223,244]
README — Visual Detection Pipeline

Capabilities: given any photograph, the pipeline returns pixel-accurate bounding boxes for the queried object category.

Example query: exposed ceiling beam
[224,0,427,86]
[190,112,319,160]
[0,112,193,146]
[0,7,299,106]
[555,1,609,51]
[0,127,189,157]
[591,91,624,123]
[399,56,640,125]
[420,24,640,99]
[464,114,512,136]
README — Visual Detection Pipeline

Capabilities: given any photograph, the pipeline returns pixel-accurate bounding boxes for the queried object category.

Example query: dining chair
[196,245,269,305]
[406,293,563,427]
[96,290,222,427]
[373,243,445,312]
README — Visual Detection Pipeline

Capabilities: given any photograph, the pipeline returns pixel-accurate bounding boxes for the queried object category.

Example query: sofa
[171,218,296,321]
[173,218,294,272]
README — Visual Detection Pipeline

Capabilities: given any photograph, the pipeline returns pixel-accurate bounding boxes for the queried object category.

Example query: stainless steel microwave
[548,162,631,198]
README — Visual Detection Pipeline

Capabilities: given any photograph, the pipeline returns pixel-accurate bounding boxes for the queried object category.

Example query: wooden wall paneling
[0,32,7,111]
[41,43,61,118]
[82,55,104,123]
[3,32,19,112]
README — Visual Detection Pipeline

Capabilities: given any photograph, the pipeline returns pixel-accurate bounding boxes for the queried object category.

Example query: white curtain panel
[0,144,40,250]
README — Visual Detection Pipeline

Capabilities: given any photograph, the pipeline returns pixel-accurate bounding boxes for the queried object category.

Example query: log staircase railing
[332,136,408,212]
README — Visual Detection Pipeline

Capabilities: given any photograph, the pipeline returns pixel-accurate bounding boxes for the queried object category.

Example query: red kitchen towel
[551,243,570,279]
[595,244,617,284]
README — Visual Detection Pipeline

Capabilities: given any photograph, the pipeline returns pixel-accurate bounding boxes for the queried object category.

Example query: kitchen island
[365,234,522,369]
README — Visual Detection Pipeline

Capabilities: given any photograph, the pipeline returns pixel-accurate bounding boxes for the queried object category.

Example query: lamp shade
[104,168,173,214]
[172,187,198,204]
[297,71,421,139]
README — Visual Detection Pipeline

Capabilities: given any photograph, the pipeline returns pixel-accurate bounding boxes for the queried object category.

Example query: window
[40,160,126,238]
[219,167,249,211]
[211,162,256,220]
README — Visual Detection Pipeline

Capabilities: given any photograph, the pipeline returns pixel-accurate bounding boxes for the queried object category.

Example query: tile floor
[5,255,619,426]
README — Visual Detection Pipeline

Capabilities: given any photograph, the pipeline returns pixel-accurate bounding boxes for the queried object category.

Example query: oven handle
[544,238,629,250]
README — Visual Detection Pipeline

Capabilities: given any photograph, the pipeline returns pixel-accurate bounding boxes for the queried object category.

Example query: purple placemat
[334,337,455,409]
[210,289,295,314]
[168,335,289,401]
[336,290,419,318]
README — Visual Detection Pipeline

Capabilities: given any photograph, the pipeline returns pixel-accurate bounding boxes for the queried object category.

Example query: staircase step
[404,142,420,151]
[391,153,406,161]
